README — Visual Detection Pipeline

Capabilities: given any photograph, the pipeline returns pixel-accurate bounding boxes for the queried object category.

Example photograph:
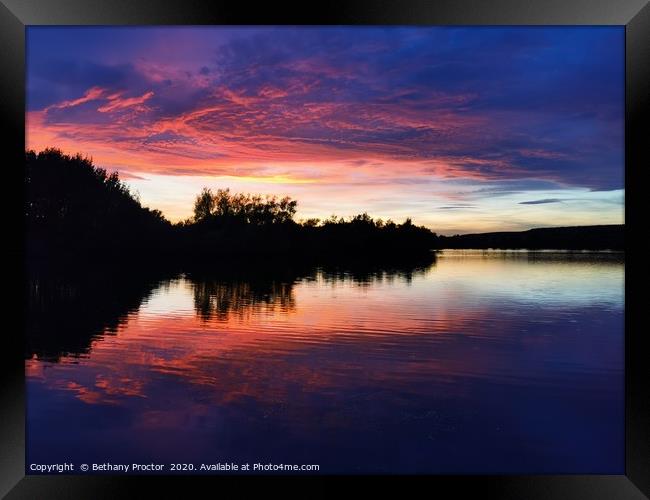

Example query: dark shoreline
[438,224,623,251]
[26,150,623,266]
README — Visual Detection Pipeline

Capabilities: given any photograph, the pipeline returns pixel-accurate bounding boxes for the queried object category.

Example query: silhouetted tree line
[25,149,438,265]
[26,149,622,267]
[179,187,438,261]
[26,149,173,261]
[192,187,298,225]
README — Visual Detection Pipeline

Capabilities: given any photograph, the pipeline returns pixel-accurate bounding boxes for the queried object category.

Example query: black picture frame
[1,0,647,497]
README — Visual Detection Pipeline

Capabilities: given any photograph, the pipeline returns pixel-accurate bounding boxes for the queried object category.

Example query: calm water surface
[26,251,624,473]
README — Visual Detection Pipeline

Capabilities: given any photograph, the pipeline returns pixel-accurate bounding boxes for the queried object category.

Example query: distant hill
[438,225,623,250]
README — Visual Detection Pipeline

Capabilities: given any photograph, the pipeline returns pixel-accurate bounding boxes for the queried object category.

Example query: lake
[26,250,624,474]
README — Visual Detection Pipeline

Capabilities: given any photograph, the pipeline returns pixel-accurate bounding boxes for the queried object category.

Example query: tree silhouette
[193,187,298,225]
[26,148,172,262]
[26,148,440,266]
[193,187,215,222]
[25,147,620,267]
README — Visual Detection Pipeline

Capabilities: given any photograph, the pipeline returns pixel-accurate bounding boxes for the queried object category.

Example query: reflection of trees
[317,259,434,287]
[190,255,436,320]
[26,255,437,361]
[193,279,296,321]
[26,265,174,362]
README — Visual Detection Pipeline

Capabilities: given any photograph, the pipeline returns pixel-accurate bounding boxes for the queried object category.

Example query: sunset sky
[26,26,624,234]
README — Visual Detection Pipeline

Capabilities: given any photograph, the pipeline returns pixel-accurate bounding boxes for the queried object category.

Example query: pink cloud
[46,86,106,111]
[97,90,155,113]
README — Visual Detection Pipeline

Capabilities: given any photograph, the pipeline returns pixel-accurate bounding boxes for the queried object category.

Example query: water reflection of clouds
[26,254,624,472]
[432,251,624,307]
[137,278,195,317]
[26,254,624,411]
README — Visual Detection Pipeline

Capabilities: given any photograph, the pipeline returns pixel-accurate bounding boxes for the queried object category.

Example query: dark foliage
[178,187,439,261]
[25,148,173,262]
[26,149,437,265]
